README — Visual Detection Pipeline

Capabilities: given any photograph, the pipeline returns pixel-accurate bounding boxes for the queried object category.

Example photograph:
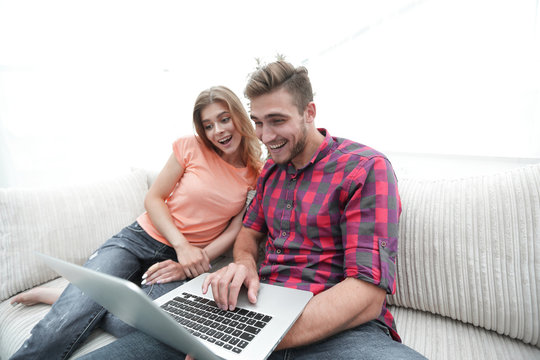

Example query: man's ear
[304,102,316,123]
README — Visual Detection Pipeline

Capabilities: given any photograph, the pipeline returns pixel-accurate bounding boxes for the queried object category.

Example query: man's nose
[259,125,275,144]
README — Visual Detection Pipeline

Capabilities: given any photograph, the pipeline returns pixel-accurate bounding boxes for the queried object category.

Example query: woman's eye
[204,124,213,130]
[221,117,231,123]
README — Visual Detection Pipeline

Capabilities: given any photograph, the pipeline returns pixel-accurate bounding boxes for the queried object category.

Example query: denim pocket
[371,320,392,338]
[126,221,144,233]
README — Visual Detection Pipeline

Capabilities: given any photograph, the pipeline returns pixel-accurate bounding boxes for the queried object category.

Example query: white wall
[1,0,539,187]
[308,0,540,158]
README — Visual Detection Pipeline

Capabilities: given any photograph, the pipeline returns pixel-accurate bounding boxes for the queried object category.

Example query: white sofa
[1,160,539,359]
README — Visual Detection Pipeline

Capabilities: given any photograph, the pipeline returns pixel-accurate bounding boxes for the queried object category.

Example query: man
[201,61,426,359]
[79,61,426,359]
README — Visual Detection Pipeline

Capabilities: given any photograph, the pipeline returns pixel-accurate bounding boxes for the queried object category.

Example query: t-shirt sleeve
[172,136,196,169]
[342,156,401,295]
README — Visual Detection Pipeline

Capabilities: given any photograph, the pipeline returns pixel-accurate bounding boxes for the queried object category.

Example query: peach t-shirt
[137,135,257,248]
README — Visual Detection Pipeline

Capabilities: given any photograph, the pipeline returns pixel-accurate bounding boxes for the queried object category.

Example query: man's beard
[268,123,308,166]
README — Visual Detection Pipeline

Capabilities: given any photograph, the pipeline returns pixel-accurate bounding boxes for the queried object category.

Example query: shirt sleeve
[342,156,401,295]
[243,165,270,234]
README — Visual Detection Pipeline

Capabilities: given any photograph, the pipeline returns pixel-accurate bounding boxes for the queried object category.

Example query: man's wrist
[234,256,258,273]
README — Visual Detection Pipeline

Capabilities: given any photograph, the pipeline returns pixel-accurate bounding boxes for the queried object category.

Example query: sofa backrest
[0,169,150,301]
[387,163,540,348]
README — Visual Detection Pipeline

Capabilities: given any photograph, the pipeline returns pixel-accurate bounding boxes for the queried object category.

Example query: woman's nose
[214,122,225,133]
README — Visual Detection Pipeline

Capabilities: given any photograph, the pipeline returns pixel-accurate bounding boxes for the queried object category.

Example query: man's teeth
[268,141,286,150]
[218,136,232,144]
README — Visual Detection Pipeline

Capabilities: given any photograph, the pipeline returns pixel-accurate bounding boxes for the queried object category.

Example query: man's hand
[202,261,259,311]
[141,260,187,285]
[174,244,210,278]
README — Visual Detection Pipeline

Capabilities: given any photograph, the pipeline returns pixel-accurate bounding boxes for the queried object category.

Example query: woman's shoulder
[172,135,210,167]
[173,134,200,147]
[173,135,209,153]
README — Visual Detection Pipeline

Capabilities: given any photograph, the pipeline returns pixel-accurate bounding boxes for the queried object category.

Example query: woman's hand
[174,244,211,279]
[141,260,187,285]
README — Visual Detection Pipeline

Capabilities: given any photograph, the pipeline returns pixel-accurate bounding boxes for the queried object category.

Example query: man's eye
[254,122,262,127]
[273,119,284,124]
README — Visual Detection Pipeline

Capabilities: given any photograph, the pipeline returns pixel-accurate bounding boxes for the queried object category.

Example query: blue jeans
[77,320,427,359]
[10,222,185,360]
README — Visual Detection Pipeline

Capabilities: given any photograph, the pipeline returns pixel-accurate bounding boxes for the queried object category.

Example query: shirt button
[286,203,292,209]
[276,249,282,254]
[281,231,287,237]
[381,241,387,247]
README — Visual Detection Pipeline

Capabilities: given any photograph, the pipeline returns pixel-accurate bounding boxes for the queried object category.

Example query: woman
[9,86,263,360]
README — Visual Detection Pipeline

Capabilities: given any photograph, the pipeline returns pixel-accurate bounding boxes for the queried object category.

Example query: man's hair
[244,60,313,115]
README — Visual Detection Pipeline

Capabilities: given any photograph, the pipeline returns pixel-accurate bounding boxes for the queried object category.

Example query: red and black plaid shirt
[243,129,402,341]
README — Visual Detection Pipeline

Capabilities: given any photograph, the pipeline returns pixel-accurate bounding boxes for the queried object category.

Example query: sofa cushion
[387,163,540,347]
[389,306,540,358]
[0,169,149,301]
[0,278,117,359]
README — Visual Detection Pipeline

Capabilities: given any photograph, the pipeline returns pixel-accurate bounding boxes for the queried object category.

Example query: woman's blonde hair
[193,86,263,178]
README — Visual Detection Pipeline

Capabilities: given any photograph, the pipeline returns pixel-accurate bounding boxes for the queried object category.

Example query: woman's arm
[144,153,210,278]
[203,205,246,261]
[143,206,247,286]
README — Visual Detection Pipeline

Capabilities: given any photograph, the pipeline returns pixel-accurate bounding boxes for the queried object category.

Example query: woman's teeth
[218,135,232,145]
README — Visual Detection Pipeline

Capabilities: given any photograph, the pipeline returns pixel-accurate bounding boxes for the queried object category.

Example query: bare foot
[10,287,62,306]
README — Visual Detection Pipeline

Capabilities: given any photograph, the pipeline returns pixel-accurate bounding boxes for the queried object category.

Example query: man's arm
[202,226,265,310]
[276,277,386,350]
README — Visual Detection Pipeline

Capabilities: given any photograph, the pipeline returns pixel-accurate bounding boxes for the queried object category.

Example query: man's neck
[290,129,325,170]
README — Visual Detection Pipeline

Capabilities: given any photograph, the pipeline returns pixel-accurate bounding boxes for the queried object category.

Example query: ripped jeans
[9,221,185,360]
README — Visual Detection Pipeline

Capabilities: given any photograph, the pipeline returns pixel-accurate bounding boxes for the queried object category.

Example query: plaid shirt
[243,129,402,341]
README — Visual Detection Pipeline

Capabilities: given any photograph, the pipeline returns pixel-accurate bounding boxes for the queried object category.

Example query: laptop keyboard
[161,292,273,354]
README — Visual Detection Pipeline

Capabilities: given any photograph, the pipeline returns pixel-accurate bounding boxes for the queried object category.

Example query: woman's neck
[220,152,245,168]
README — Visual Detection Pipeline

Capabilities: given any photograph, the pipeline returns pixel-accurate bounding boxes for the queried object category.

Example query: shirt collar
[284,128,334,175]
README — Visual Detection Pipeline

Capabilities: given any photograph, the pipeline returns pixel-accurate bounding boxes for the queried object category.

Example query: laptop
[36,252,313,360]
